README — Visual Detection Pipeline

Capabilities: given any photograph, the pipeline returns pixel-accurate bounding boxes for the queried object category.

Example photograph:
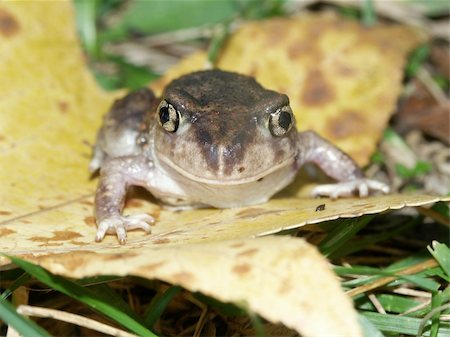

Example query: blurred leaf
[208,23,231,65]
[233,0,286,19]
[406,44,430,78]
[395,160,432,179]
[432,74,450,91]
[115,59,160,90]
[74,0,100,58]
[338,5,361,20]
[383,128,433,179]
[92,55,160,91]
[97,0,123,17]
[406,0,450,16]
[383,127,408,146]
[93,69,122,91]
[370,151,385,165]
[100,0,237,42]
[361,0,377,26]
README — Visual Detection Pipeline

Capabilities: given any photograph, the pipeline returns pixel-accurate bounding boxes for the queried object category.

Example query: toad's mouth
[156,153,296,185]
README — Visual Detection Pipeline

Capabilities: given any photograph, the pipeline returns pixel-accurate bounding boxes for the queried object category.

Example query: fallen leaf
[0,1,112,219]
[396,79,449,144]
[430,44,449,77]
[151,12,427,165]
[30,236,362,337]
[0,193,446,260]
[0,3,446,337]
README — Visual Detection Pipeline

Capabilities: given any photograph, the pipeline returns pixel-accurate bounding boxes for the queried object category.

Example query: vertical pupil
[278,111,292,130]
[159,106,170,124]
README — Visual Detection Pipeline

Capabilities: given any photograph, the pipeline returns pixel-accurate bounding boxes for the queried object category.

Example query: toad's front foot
[311,178,390,199]
[95,214,154,244]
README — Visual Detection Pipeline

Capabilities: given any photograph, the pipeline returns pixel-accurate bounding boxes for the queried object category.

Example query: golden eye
[269,106,294,137]
[157,100,180,132]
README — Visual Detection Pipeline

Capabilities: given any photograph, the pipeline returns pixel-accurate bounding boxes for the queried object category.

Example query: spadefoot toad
[90,70,389,244]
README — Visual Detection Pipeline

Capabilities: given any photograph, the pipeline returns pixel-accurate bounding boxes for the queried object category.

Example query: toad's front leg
[297,131,389,198]
[95,156,155,244]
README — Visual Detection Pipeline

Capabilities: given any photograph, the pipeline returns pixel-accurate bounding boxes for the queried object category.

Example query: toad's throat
[156,153,296,185]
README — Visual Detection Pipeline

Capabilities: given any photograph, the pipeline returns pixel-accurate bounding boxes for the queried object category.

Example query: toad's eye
[158,100,180,132]
[269,106,294,137]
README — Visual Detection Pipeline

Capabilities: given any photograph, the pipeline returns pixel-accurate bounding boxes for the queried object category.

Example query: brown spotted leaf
[0,3,447,337]
[31,236,362,337]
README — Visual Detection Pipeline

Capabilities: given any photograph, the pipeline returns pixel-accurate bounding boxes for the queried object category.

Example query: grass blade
[358,314,385,337]
[362,0,377,26]
[357,294,422,314]
[73,0,100,58]
[144,285,181,328]
[5,255,156,337]
[329,218,417,258]
[0,297,52,337]
[418,303,450,337]
[1,272,31,300]
[207,23,230,66]
[319,215,374,257]
[429,289,449,337]
[428,241,450,277]
[362,311,450,337]
[248,310,266,337]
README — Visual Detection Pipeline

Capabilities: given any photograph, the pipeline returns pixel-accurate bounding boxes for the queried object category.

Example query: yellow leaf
[0,193,446,255]
[0,3,445,337]
[32,236,362,337]
[0,1,112,218]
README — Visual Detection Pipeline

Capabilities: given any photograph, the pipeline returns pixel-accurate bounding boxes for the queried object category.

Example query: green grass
[4,255,156,337]
[0,297,52,337]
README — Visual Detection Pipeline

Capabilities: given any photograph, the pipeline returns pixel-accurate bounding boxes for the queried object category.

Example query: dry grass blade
[346,259,438,297]
[368,294,386,314]
[5,327,20,337]
[416,67,448,104]
[417,303,450,337]
[417,206,450,227]
[17,305,139,337]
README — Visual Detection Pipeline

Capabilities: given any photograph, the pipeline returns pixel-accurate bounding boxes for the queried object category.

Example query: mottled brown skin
[89,89,156,172]
[90,70,389,244]
[154,70,298,182]
[163,71,286,173]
